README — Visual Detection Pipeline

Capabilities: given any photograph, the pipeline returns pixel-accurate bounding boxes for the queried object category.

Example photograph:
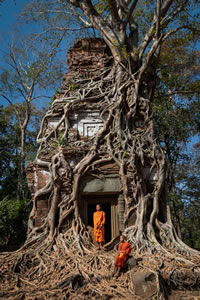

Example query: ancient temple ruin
[27,39,116,243]
[26,38,157,244]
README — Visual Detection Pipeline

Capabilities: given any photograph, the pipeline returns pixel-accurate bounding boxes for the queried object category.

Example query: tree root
[0,244,200,300]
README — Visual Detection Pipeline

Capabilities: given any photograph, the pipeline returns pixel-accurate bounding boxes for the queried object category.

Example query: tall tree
[0,104,45,200]
[0,104,45,250]
[0,35,65,198]
[175,145,200,249]
[24,0,200,251]
[153,36,200,238]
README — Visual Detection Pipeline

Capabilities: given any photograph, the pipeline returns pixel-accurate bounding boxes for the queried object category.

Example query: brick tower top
[61,38,113,94]
[67,38,112,71]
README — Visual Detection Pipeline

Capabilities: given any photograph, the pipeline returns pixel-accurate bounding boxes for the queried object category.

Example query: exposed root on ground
[0,245,200,300]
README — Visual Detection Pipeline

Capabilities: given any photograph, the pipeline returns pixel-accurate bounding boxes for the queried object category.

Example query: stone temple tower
[26,38,158,244]
[26,39,125,243]
[27,38,156,242]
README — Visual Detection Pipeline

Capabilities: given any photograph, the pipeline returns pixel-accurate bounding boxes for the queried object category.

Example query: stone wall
[26,38,114,228]
[26,38,158,231]
[60,38,112,98]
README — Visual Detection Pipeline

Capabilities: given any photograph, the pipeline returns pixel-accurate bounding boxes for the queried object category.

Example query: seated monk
[113,235,132,278]
[93,204,105,250]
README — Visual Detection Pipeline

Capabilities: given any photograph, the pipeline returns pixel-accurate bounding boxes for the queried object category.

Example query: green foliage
[71,83,77,91]
[154,35,200,151]
[95,0,110,14]
[49,89,61,105]
[159,34,200,95]
[0,196,31,251]
[121,46,129,59]
[57,131,66,146]
[0,106,20,199]
[174,148,200,249]
[112,40,130,59]
[123,151,129,159]
[49,96,54,105]
[153,33,200,248]
[0,105,44,200]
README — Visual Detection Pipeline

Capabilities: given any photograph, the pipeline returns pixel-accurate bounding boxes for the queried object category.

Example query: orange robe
[114,241,132,269]
[93,210,105,243]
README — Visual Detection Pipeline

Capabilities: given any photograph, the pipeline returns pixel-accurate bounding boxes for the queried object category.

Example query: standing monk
[114,235,132,278]
[93,204,105,250]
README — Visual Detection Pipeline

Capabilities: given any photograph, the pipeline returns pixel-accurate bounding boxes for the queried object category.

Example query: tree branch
[124,0,139,26]
[10,43,27,94]
[138,0,176,60]
[31,95,51,101]
[156,0,161,39]
[108,0,121,24]
[22,81,34,131]
[161,26,183,43]
[160,0,173,18]
[137,35,163,89]
[17,87,27,101]
[36,26,90,37]
[155,90,200,98]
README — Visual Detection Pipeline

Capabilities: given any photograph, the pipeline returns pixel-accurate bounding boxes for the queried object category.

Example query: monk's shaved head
[96,204,101,211]
[120,235,126,242]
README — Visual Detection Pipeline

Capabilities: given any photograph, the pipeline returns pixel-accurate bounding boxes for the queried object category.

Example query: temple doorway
[79,193,119,244]
[88,202,111,243]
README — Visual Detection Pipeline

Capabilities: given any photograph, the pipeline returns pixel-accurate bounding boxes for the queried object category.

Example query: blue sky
[0,0,27,37]
[0,0,65,109]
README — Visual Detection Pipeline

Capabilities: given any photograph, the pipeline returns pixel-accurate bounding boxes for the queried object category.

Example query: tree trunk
[17,127,26,199]
[17,90,33,199]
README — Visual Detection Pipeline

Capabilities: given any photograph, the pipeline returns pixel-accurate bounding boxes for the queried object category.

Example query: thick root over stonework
[26,59,199,258]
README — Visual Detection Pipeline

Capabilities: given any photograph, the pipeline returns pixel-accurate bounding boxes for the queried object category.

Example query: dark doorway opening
[79,193,119,243]
[88,202,111,243]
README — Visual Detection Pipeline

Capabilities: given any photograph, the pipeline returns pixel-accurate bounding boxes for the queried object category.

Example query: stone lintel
[79,174,120,193]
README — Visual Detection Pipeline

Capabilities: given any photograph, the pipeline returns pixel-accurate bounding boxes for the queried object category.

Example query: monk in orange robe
[114,235,132,278]
[93,204,105,249]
